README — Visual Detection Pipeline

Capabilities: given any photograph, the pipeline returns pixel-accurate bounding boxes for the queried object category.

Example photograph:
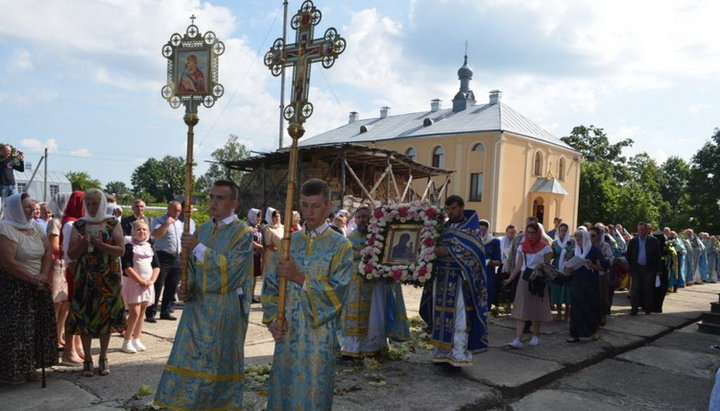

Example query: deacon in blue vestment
[262,179,353,411]
[425,195,488,367]
[341,206,410,357]
[154,180,253,411]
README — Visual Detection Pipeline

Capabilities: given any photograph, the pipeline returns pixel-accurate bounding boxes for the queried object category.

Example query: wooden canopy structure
[224,143,454,215]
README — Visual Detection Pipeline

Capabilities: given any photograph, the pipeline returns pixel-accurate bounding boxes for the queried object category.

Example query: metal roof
[298,102,575,151]
[528,177,569,195]
[14,170,71,184]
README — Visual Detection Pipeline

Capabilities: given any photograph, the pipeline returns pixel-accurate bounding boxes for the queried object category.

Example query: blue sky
[1,0,718,186]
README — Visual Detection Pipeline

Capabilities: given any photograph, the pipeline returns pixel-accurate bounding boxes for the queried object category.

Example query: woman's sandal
[98,358,110,376]
[82,360,94,377]
[566,337,580,343]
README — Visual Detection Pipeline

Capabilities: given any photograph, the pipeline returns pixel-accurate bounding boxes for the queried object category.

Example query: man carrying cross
[262,179,353,410]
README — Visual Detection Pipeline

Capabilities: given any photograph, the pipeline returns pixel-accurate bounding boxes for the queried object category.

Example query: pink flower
[398,207,409,217]
[364,263,375,273]
[425,208,436,218]
[392,269,403,281]
[418,266,428,276]
[374,209,384,219]
[423,237,435,246]
[367,237,376,246]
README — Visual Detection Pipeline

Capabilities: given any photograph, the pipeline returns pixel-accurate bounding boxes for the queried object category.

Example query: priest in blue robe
[154,180,253,411]
[262,179,353,410]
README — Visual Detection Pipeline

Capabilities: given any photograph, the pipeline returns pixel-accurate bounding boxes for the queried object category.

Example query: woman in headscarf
[549,223,573,321]
[120,220,159,354]
[60,191,85,363]
[591,226,615,324]
[248,208,264,303]
[66,188,125,377]
[504,222,554,348]
[0,193,57,384]
[479,219,501,312]
[291,210,302,233]
[332,209,349,236]
[47,192,71,349]
[262,207,284,274]
[566,228,608,342]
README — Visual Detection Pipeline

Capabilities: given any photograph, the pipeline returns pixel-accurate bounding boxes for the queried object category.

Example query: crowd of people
[1,165,718,409]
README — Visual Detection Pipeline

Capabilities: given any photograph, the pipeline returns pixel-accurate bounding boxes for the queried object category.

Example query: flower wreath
[359,201,446,285]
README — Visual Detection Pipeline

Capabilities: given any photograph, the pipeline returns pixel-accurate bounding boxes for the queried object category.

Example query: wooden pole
[276,123,304,328]
[180,106,199,297]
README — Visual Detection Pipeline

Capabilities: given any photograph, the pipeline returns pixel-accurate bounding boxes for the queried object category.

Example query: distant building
[298,55,581,233]
[14,161,72,202]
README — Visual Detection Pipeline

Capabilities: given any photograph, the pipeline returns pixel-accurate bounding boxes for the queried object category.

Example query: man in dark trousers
[627,222,662,315]
[0,144,24,201]
[652,226,671,313]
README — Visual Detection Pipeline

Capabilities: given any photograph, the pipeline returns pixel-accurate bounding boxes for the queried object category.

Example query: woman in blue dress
[566,228,609,343]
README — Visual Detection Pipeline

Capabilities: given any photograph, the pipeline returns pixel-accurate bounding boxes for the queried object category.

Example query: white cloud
[19,138,58,152]
[9,49,33,71]
[70,149,92,157]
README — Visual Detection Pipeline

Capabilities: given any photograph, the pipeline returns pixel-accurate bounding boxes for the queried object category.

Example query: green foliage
[104,181,132,203]
[197,134,250,192]
[686,128,720,232]
[561,125,633,164]
[131,156,185,203]
[65,171,102,192]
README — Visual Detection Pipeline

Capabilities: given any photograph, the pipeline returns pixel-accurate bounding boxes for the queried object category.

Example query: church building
[299,55,580,234]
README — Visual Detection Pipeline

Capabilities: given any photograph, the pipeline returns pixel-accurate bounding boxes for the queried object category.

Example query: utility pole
[43,147,48,201]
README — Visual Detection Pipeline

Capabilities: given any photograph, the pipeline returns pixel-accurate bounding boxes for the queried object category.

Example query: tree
[66,171,102,191]
[658,156,691,228]
[131,156,185,203]
[561,125,634,164]
[686,128,720,232]
[104,181,132,204]
[196,134,251,195]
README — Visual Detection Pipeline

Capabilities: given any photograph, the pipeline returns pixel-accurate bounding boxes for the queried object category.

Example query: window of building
[50,184,60,197]
[473,143,485,152]
[432,146,444,168]
[405,147,417,161]
[16,183,27,193]
[469,173,484,202]
[558,158,565,180]
[534,152,543,176]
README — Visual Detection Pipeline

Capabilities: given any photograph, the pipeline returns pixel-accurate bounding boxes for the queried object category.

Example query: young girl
[120,220,159,353]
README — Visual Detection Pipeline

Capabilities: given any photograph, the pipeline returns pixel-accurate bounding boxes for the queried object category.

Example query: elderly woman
[0,193,57,384]
[505,222,554,348]
[566,229,609,342]
[291,210,302,233]
[66,189,126,377]
[47,192,71,349]
[262,207,284,273]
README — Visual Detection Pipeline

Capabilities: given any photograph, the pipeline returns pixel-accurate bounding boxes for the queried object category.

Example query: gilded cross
[264,0,346,136]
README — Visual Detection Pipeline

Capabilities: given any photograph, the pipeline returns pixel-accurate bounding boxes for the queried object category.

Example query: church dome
[457,55,473,79]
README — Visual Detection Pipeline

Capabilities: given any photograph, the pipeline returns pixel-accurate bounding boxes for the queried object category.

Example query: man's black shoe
[629,310,638,316]
[160,314,177,321]
[145,317,157,323]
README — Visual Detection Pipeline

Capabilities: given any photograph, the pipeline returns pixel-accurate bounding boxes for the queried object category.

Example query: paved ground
[2,283,720,410]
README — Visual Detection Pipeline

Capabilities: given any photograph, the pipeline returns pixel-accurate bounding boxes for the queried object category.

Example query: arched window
[405,147,417,161]
[534,152,543,176]
[432,146,445,168]
[558,157,565,180]
[472,143,485,152]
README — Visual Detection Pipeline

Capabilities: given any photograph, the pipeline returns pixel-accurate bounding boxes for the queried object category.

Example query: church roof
[528,177,569,195]
[298,101,575,151]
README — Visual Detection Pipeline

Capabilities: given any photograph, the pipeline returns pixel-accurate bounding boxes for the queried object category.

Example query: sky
[1,0,719,186]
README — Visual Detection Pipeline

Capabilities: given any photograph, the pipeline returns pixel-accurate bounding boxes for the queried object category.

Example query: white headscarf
[0,193,34,229]
[479,219,495,245]
[555,225,572,271]
[574,229,592,259]
[247,208,261,227]
[265,207,279,227]
[80,188,110,223]
[49,192,71,220]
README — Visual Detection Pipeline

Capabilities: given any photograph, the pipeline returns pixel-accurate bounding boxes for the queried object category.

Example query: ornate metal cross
[263,0,346,328]
[264,0,346,139]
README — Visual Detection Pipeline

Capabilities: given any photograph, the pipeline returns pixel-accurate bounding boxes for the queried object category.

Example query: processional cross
[264,0,346,327]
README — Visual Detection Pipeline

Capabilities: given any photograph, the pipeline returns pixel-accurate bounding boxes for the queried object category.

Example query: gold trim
[153,401,243,411]
[163,364,244,382]
[219,254,228,295]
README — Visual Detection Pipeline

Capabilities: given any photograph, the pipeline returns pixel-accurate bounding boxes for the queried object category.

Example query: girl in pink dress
[120,220,159,354]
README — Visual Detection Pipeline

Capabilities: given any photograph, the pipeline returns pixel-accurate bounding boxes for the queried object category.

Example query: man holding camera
[0,144,24,201]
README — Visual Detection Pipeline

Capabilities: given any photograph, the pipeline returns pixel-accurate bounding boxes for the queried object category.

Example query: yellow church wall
[366,131,580,235]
